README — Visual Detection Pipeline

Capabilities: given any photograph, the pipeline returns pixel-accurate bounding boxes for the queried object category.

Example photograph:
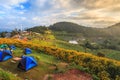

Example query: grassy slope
[0,47,95,80]
[95,49,120,61]
[54,40,120,61]
[1,29,119,79]
[26,24,120,61]
[27,31,120,61]
[0,48,64,80]
[0,38,120,80]
[0,68,21,80]
[55,40,84,52]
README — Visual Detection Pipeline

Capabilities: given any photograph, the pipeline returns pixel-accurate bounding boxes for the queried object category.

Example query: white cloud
[0,0,27,6]
[34,0,47,7]
[0,0,120,29]
[21,17,26,20]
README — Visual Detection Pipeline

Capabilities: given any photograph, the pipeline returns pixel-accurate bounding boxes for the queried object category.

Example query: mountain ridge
[26,21,120,41]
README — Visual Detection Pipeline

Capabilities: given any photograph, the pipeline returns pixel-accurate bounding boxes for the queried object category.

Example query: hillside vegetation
[26,22,120,53]
[25,22,120,59]
[0,38,120,80]
[27,21,120,42]
[26,26,48,34]
[1,22,120,80]
[103,22,120,38]
[49,22,108,39]
[50,22,120,40]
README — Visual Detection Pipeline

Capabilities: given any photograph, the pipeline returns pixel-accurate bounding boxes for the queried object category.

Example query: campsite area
[0,27,120,80]
[0,47,61,80]
[1,0,120,80]
[0,47,93,80]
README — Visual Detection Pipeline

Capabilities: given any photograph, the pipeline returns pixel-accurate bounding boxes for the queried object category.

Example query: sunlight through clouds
[0,0,120,29]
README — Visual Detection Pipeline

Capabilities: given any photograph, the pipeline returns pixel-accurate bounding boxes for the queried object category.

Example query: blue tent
[24,48,32,54]
[17,56,37,71]
[10,45,16,50]
[0,50,12,62]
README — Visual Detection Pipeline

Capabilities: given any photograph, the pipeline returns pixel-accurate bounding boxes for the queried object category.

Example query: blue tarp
[18,56,37,71]
[0,51,3,61]
[0,50,12,62]
[10,45,16,50]
[0,44,9,49]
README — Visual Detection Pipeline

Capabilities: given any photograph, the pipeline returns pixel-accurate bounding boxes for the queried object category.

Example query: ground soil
[45,69,93,80]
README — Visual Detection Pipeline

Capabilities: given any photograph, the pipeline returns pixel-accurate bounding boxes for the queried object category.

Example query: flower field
[0,38,120,79]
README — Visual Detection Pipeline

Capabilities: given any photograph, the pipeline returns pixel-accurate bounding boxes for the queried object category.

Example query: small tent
[0,50,12,62]
[69,40,78,44]
[0,44,9,49]
[24,48,32,54]
[10,45,16,50]
[17,56,37,71]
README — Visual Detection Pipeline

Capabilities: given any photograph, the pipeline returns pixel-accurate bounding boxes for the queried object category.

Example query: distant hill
[26,22,120,41]
[108,22,120,28]
[49,22,88,33]
[103,23,120,38]
[49,22,113,38]
[26,26,48,34]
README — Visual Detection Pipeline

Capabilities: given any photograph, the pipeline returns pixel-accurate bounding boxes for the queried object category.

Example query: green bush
[1,38,120,80]
[0,68,21,80]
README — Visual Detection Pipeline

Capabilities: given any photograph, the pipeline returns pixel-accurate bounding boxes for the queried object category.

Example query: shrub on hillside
[0,38,120,80]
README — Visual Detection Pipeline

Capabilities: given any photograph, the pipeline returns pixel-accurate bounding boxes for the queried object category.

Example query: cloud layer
[0,0,120,30]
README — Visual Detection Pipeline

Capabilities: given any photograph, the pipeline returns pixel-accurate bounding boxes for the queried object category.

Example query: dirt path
[53,69,92,80]
[52,69,93,80]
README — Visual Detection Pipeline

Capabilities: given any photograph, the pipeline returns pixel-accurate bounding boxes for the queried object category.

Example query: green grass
[1,32,119,79]
[0,48,63,80]
[0,68,21,80]
[26,31,55,47]
[55,40,120,61]
[29,39,53,46]
[13,48,24,56]
[93,49,120,61]
[55,40,84,52]
[13,48,59,64]
[52,31,120,61]
[2,47,95,80]
[30,53,59,64]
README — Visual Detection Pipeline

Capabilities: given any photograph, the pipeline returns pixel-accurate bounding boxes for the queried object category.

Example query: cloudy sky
[0,0,120,30]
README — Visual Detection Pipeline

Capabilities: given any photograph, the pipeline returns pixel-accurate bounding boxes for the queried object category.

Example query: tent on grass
[10,45,16,50]
[17,56,37,71]
[0,44,9,49]
[24,48,32,54]
[0,50,13,62]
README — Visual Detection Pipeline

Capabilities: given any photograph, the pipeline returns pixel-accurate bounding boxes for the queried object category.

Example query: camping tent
[17,56,37,71]
[24,48,32,54]
[0,44,9,49]
[10,45,16,50]
[0,50,13,62]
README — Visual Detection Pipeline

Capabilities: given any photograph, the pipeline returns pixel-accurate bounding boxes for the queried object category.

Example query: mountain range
[27,22,120,41]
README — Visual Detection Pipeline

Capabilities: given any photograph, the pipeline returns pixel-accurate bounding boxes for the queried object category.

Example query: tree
[82,40,100,52]
[0,31,7,38]
[97,52,105,57]
[11,28,19,37]
[82,40,91,53]
[103,40,111,48]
